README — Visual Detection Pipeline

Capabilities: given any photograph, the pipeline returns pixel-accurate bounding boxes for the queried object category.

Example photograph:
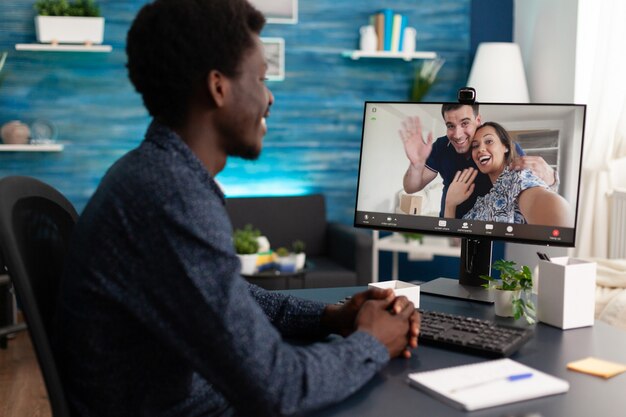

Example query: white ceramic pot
[237,253,258,275]
[494,289,520,317]
[294,253,306,270]
[359,25,377,52]
[35,16,105,44]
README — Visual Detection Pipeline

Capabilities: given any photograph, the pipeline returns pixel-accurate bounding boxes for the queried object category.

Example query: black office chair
[0,176,78,417]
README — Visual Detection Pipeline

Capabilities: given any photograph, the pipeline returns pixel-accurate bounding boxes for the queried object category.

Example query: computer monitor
[354,101,586,303]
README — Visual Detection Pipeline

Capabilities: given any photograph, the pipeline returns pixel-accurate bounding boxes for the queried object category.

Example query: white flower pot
[494,289,520,318]
[237,253,258,275]
[35,16,105,44]
[294,253,306,270]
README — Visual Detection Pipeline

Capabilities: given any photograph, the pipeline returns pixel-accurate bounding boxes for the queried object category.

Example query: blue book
[398,15,407,52]
[381,8,394,51]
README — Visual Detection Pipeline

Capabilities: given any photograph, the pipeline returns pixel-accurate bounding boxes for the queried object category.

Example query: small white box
[537,257,596,329]
[368,280,420,308]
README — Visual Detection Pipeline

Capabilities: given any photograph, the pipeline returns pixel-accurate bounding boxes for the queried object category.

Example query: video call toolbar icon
[507,226,514,233]
[485,224,494,230]
[438,220,447,227]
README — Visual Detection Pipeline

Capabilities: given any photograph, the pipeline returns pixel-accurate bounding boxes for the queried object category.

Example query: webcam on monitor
[458,87,476,104]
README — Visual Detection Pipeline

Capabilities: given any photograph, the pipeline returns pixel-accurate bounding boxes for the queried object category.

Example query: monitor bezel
[353,100,587,248]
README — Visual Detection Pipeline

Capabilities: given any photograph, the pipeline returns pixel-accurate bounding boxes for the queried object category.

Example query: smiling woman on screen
[444,121,573,227]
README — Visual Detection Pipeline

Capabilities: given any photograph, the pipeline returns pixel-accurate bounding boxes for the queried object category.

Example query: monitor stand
[420,238,495,304]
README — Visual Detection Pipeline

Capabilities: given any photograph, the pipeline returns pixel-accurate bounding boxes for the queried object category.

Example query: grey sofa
[225,194,372,289]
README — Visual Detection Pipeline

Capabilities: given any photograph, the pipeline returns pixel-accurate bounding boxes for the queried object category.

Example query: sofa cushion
[304,256,357,288]
[226,195,327,256]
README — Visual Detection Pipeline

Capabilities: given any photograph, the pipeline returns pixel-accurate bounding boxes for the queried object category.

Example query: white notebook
[407,358,569,411]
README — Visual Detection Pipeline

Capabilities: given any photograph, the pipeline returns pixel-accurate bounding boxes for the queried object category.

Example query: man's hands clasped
[323,288,420,359]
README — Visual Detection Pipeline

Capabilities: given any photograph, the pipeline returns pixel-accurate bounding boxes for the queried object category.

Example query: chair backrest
[0,176,78,417]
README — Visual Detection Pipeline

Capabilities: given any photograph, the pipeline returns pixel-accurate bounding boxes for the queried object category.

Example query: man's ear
[475,114,482,125]
[207,70,229,107]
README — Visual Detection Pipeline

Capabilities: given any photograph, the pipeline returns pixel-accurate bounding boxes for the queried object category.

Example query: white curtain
[573,0,626,258]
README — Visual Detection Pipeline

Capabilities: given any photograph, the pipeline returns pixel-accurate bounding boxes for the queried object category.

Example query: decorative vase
[294,253,306,270]
[256,236,270,253]
[35,16,105,45]
[359,25,377,52]
[0,121,30,145]
[494,289,520,317]
[401,27,416,53]
[237,253,258,275]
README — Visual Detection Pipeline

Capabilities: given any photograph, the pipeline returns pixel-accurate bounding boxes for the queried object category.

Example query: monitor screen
[354,101,586,248]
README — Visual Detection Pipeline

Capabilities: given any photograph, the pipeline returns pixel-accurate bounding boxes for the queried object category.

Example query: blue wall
[0,0,512,281]
[0,0,471,224]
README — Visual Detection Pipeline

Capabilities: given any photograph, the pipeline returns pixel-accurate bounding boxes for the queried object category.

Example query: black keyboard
[418,309,533,357]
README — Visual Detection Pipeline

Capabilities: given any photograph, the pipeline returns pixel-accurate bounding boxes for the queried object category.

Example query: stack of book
[371,9,408,52]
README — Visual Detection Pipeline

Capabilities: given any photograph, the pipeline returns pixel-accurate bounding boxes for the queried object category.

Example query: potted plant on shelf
[291,240,306,271]
[34,0,105,45]
[481,260,536,324]
[233,224,260,275]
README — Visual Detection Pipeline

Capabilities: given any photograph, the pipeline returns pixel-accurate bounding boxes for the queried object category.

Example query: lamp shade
[467,42,530,103]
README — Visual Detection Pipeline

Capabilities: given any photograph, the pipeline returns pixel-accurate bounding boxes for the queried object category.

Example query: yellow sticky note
[567,357,626,379]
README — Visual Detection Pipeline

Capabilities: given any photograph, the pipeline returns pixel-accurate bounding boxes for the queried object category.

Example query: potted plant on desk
[481,260,536,324]
[233,224,260,275]
[34,0,105,45]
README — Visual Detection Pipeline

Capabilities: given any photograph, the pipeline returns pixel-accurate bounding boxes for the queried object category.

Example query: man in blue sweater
[54,1,419,416]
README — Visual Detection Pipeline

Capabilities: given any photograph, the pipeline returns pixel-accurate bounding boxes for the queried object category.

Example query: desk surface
[280,286,626,417]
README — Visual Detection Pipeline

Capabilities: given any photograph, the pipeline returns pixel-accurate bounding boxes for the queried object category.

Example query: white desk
[371,231,461,282]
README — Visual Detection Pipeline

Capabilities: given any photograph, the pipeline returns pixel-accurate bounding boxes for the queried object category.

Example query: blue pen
[450,372,533,393]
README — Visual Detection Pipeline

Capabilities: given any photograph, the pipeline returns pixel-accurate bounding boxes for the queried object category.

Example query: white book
[407,358,569,411]
[390,14,402,52]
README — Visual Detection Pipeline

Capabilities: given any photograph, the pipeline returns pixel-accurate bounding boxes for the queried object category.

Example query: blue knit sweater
[54,122,388,417]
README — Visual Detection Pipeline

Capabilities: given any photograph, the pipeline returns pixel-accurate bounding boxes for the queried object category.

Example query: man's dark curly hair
[126,0,265,128]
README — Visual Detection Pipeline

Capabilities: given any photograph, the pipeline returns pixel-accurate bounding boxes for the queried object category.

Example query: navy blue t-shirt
[425,135,525,218]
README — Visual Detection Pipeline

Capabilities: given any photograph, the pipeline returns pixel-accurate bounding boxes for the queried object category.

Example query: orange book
[375,12,384,51]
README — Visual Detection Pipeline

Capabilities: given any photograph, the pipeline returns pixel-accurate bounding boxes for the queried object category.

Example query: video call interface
[354,102,586,247]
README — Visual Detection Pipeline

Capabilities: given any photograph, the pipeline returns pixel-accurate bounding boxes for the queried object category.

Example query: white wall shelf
[342,50,437,62]
[15,43,112,53]
[0,143,64,152]
[372,231,461,282]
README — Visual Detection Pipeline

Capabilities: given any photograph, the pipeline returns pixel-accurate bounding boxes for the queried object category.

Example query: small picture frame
[249,0,298,24]
[261,37,285,81]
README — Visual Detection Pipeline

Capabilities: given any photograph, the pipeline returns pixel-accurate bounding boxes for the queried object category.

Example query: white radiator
[609,188,626,258]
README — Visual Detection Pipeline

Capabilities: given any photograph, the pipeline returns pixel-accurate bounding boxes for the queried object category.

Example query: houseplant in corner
[481,260,536,324]
[34,0,105,45]
[233,224,260,275]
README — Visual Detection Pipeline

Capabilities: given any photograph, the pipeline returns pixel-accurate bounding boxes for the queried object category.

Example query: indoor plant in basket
[481,260,536,324]
[34,0,105,45]
[233,224,260,275]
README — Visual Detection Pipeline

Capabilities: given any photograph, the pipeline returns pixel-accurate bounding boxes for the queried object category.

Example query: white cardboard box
[537,257,596,329]
[368,280,420,308]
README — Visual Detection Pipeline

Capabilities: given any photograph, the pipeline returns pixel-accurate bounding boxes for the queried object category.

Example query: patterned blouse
[463,167,548,223]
